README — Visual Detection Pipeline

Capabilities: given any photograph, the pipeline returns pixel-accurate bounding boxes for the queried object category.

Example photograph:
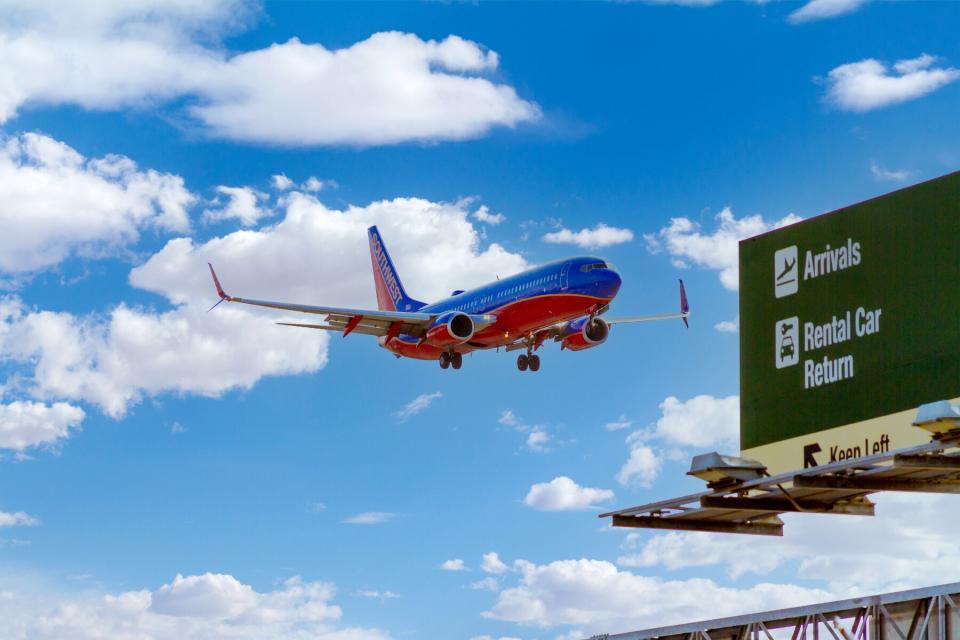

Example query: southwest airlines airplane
[208,226,689,371]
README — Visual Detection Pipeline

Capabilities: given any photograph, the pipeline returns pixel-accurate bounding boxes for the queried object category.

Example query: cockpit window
[579,261,609,272]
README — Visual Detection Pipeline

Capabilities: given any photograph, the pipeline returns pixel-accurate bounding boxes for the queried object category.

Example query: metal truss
[586,582,960,640]
[600,431,960,536]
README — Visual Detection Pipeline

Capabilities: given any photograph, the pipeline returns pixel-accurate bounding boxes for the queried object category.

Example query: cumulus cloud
[616,394,739,487]
[471,577,500,592]
[0,298,327,419]
[645,207,801,291]
[484,557,831,633]
[394,392,442,423]
[440,559,467,571]
[714,317,739,333]
[341,512,397,525]
[0,571,389,640]
[542,224,634,250]
[653,394,739,448]
[353,590,399,601]
[203,186,271,226]
[0,191,525,420]
[0,511,39,528]
[0,3,539,146]
[272,174,294,191]
[0,132,193,275]
[525,428,550,453]
[0,401,85,452]
[604,415,633,432]
[825,54,960,113]
[472,206,505,226]
[481,552,510,575]
[302,177,335,193]
[497,410,554,453]
[619,493,960,595]
[870,162,913,183]
[789,0,870,23]
[524,477,614,511]
[131,193,528,312]
[616,438,662,487]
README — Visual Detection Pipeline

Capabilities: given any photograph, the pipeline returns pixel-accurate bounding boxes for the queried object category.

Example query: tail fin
[679,279,690,328]
[367,226,426,311]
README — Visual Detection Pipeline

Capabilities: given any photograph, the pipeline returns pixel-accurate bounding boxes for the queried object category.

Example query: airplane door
[560,261,570,291]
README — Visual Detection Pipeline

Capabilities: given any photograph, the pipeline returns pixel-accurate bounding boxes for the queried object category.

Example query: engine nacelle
[424,311,475,348]
[560,316,609,351]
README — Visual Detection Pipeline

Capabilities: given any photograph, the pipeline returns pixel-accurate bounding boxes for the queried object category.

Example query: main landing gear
[439,351,462,370]
[517,353,540,372]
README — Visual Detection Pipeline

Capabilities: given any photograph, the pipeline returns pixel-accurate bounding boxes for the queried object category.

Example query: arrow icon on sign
[803,443,822,468]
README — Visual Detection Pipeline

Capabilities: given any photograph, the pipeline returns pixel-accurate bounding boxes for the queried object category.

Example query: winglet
[208,263,228,299]
[207,263,231,312]
[679,279,690,328]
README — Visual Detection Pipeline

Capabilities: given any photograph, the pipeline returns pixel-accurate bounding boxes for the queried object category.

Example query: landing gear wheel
[451,352,463,370]
[439,352,450,369]
[517,354,528,371]
[528,354,540,372]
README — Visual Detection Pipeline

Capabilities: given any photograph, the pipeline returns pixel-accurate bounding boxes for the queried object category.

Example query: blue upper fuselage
[418,257,622,317]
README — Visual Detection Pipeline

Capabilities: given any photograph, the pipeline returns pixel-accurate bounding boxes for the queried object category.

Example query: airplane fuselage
[380,256,622,360]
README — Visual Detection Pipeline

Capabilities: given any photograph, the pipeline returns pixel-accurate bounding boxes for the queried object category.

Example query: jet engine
[560,316,609,351]
[424,311,475,348]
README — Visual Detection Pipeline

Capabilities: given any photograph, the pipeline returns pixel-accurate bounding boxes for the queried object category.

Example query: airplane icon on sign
[774,246,798,298]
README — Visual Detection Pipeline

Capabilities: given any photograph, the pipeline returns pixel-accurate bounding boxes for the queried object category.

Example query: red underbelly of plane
[382,293,611,360]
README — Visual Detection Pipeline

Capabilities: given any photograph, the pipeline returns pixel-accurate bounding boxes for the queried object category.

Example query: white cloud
[440,559,467,571]
[619,493,960,595]
[302,177,335,193]
[789,0,870,23]
[525,428,550,453]
[0,192,526,419]
[394,392,442,423]
[470,577,500,592]
[645,207,801,290]
[353,590,399,601]
[654,394,739,448]
[0,132,193,275]
[825,54,960,113]
[616,394,738,488]
[203,186,271,227]
[131,193,528,312]
[714,317,739,333]
[0,571,389,640]
[472,206,506,226]
[616,439,662,487]
[542,224,634,250]
[484,558,832,634]
[0,298,328,419]
[604,415,632,432]
[341,512,397,525]
[869,162,912,182]
[272,174,294,190]
[151,573,258,618]
[524,477,614,511]
[0,511,39,528]
[0,401,84,451]
[498,410,520,428]
[497,410,553,453]
[481,552,510,575]
[0,4,539,146]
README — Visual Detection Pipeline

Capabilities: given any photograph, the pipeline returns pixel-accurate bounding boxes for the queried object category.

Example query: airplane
[207,225,689,372]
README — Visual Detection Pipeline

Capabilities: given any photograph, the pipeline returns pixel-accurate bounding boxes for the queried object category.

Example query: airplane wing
[208,263,462,338]
[607,279,690,328]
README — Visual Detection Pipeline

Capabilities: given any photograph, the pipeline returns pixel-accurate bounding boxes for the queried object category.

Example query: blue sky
[0,1,959,639]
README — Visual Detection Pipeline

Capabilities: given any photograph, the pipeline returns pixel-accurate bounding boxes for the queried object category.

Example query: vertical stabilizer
[367,226,426,311]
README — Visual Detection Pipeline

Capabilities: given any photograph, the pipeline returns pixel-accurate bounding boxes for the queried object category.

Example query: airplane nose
[598,269,622,298]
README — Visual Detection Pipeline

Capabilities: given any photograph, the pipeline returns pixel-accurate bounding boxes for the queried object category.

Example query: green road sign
[739,172,960,472]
